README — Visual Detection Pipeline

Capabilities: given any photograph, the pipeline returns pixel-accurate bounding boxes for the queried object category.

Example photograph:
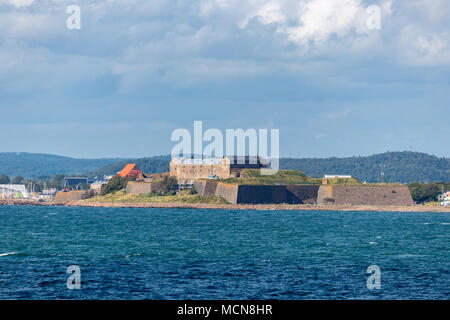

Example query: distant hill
[92,156,171,177]
[0,153,124,178]
[1,151,449,183]
[281,152,450,183]
[96,151,450,184]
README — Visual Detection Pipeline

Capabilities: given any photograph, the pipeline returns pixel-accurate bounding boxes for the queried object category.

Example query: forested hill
[281,152,450,183]
[0,153,123,178]
[92,156,171,176]
[93,151,449,184]
[0,152,449,183]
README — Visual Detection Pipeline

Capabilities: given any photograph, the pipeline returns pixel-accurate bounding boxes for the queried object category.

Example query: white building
[90,175,113,193]
[324,175,352,179]
[441,192,450,207]
[0,184,29,199]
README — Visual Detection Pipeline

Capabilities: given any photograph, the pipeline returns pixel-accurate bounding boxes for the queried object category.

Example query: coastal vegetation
[0,174,10,184]
[407,182,450,203]
[160,176,178,195]
[100,175,136,196]
[85,190,229,204]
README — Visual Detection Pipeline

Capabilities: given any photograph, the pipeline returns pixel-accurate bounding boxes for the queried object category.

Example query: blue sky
[0,0,449,158]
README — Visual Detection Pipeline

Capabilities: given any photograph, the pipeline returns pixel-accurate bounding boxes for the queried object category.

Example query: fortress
[126,157,414,206]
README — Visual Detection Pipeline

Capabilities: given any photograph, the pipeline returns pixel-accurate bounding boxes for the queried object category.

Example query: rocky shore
[1,199,450,212]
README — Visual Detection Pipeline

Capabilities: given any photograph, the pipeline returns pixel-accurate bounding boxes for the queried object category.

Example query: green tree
[160,176,177,195]
[11,176,25,184]
[100,175,135,196]
[81,190,96,199]
[50,174,65,189]
[408,182,441,203]
[0,174,10,184]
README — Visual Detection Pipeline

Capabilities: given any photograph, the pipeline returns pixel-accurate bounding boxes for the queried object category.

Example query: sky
[0,0,449,159]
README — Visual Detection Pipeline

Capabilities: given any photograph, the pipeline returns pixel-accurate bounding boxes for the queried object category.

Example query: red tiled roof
[118,164,137,177]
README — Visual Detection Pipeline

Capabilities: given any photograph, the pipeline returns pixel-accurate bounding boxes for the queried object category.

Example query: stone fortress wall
[208,183,413,205]
[126,181,162,195]
[316,185,414,206]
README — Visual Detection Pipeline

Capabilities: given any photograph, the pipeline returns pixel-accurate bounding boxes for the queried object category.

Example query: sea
[0,205,448,300]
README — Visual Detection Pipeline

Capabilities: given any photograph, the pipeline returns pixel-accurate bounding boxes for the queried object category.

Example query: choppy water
[0,205,448,299]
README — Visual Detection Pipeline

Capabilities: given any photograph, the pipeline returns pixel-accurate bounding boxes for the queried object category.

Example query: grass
[222,169,361,185]
[83,190,229,204]
[223,169,319,185]
[423,201,442,207]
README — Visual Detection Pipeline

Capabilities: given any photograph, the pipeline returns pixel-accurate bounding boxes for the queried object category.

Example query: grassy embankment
[222,169,361,185]
[84,190,229,204]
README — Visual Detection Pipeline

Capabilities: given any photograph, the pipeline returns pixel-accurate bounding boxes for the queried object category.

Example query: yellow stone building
[170,156,267,183]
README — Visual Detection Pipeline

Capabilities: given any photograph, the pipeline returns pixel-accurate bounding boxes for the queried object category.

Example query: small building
[324,175,352,179]
[441,192,450,207]
[40,189,57,199]
[118,164,144,180]
[322,175,353,185]
[90,176,112,194]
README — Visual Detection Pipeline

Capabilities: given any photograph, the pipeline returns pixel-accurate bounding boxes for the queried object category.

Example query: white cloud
[7,0,34,7]
[240,1,286,28]
[0,0,449,94]
[400,29,450,66]
[282,0,363,44]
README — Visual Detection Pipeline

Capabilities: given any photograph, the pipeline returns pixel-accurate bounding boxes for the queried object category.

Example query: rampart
[193,180,219,197]
[285,185,321,204]
[126,181,162,195]
[215,183,239,204]
[55,190,85,202]
[199,182,413,206]
[236,185,287,204]
[316,185,414,206]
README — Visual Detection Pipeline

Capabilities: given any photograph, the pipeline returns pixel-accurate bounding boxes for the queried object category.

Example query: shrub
[81,190,95,199]
[189,186,198,194]
[101,175,135,196]
[160,176,177,195]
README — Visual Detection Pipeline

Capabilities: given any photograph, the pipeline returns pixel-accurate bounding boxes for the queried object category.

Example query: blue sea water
[0,205,448,300]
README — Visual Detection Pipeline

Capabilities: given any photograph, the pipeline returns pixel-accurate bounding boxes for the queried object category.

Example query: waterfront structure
[0,184,29,199]
[170,156,267,183]
[64,177,88,188]
[40,189,57,199]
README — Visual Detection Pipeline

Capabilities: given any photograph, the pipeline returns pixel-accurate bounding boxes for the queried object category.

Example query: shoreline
[1,199,450,212]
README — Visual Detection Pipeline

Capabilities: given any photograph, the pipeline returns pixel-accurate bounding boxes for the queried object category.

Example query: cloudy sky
[0,0,449,158]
